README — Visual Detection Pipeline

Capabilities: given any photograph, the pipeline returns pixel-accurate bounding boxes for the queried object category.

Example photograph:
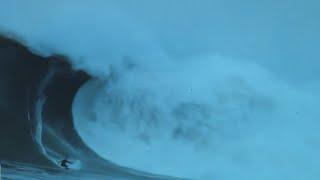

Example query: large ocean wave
[0,0,319,179]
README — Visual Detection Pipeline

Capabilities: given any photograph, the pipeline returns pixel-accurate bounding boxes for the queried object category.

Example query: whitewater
[0,0,319,179]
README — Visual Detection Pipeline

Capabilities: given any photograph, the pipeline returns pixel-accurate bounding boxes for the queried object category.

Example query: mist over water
[1,0,319,179]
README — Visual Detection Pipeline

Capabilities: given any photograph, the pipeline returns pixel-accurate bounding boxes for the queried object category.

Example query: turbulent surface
[0,1,320,179]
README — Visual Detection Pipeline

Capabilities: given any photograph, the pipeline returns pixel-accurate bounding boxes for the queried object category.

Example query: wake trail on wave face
[1,0,320,179]
[30,66,83,171]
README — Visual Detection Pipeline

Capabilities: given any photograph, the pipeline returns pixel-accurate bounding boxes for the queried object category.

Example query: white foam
[72,56,320,179]
[1,1,319,179]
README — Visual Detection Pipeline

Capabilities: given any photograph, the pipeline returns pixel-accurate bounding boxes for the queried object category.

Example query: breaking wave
[0,1,319,179]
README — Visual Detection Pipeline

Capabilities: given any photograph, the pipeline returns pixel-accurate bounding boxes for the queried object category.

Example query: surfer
[60,158,72,170]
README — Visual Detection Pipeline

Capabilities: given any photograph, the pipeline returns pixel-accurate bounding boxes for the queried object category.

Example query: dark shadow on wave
[0,35,93,164]
[0,35,179,180]
[0,35,51,164]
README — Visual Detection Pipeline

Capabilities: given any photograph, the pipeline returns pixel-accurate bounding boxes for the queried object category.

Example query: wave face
[0,37,171,179]
[1,0,320,179]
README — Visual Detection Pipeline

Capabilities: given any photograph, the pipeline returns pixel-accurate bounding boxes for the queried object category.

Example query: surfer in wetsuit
[60,158,72,170]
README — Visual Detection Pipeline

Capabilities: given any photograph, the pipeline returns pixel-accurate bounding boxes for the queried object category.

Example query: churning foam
[1,0,319,179]
[72,55,320,179]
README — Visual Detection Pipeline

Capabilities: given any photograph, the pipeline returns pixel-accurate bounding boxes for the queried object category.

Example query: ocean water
[0,0,319,179]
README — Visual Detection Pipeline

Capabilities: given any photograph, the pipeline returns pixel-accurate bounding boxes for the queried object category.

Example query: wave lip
[0,36,176,179]
[1,1,319,178]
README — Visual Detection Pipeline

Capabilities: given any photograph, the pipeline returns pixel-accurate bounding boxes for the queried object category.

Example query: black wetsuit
[60,159,71,169]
